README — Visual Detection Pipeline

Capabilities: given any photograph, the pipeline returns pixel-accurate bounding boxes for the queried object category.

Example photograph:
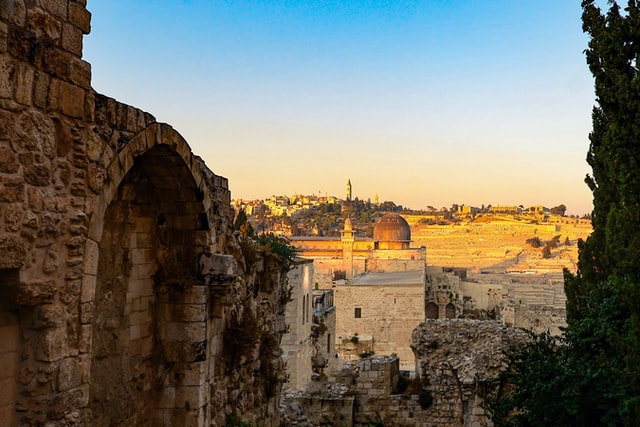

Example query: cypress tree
[491,2,640,425]
[564,1,640,420]
[567,0,640,317]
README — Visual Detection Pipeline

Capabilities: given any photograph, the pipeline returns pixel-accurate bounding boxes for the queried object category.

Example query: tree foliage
[253,233,298,269]
[550,204,567,216]
[491,2,640,425]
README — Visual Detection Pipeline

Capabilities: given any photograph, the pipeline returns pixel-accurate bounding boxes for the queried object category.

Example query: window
[302,295,306,324]
[354,307,362,318]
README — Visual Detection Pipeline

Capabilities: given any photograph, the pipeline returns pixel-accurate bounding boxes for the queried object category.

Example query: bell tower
[346,179,352,201]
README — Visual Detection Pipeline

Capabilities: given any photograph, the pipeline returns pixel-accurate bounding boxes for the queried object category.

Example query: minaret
[346,179,352,201]
[341,218,355,279]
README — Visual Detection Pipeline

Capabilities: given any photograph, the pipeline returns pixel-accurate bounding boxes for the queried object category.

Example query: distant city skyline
[236,180,575,212]
[85,1,595,216]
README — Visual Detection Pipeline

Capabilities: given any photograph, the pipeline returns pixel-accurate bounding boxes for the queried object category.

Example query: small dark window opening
[355,307,362,318]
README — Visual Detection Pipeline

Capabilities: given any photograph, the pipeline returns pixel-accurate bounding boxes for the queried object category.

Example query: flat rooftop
[351,269,425,286]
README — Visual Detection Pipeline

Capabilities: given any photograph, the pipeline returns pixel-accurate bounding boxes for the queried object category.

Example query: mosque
[288,207,429,371]
[285,180,568,373]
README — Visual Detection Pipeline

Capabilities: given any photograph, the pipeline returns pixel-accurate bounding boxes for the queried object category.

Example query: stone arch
[83,124,215,425]
[425,302,439,320]
[445,303,456,319]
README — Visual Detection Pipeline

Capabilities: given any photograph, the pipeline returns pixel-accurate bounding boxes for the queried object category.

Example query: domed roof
[373,213,411,242]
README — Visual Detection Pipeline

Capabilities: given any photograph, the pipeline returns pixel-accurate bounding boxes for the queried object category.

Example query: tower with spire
[346,179,352,202]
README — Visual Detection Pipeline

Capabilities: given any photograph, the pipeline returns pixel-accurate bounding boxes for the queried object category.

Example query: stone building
[0,2,290,426]
[311,286,338,376]
[281,258,314,391]
[289,214,426,286]
[282,258,337,391]
[289,213,427,372]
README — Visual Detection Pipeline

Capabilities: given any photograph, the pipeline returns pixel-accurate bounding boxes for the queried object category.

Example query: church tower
[346,179,352,201]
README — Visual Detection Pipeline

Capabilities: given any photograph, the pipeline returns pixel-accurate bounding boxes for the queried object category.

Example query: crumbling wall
[0,2,289,426]
[411,320,529,427]
[282,355,431,427]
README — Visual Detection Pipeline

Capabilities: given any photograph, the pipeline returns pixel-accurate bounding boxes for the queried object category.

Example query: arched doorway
[425,302,439,319]
[0,269,20,426]
[90,144,210,425]
[445,303,456,319]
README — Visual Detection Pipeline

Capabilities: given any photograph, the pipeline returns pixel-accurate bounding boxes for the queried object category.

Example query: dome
[373,213,411,243]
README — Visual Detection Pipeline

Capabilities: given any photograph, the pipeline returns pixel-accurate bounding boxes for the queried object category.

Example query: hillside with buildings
[235,190,592,274]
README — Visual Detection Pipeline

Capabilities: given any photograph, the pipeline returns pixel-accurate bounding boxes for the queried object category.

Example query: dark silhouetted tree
[491,2,640,425]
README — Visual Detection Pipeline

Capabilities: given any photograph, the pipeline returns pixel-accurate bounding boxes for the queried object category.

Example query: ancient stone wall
[334,283,424,371]
[0,2,289,425]
[282,259,314,391]
[411,320,529,427]
[311,257,367,287]
[282,355,432,426]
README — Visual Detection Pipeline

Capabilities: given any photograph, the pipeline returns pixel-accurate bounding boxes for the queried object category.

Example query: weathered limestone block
[15,109,56,156]
[199,253,238,284]
[68,2,91,35]
[61,22,82,56]
[0,234,26,268]
[42,0,67,21]
[5,204,23,231]
[33,70,49,108]
[0,54,16,99]
[15,280,57,306]
[0,21,6,53]
[0,0,26,26]
[24,163,51,186]
[15,61,34,105]
[0,177,24,203]
[0,110,15,141]
[56,355,88,392]
[0,146,19,172]
[31,304,64,330]
[34,327,70,362]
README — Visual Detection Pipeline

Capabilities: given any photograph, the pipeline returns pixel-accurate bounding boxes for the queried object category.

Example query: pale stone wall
[368,257,425,273]
[282,259,314,391]
[319,305,339,374]
[334,283,424,371]
[282,355,433,426]
[311,258,367,287]
[427,267,567,334]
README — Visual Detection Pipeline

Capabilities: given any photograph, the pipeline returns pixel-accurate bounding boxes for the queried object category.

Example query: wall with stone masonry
[282,259,314,391]
[0,1,289,426]
[282,355,433,426]
[282,323,529,426]
[334,283,424,371]
[411,320,529,427]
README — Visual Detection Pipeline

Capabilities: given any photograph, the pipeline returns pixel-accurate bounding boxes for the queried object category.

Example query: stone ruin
[411,320,529,427]
[1,1,291,425]
[281,320,528,426]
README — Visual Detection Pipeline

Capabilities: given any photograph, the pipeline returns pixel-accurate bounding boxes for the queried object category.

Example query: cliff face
[0,2,289,425]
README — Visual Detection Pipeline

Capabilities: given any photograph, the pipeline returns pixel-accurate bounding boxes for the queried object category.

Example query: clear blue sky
[84,0,596,215]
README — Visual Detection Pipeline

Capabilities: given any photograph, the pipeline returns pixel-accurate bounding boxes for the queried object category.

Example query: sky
[84,0,597,215]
